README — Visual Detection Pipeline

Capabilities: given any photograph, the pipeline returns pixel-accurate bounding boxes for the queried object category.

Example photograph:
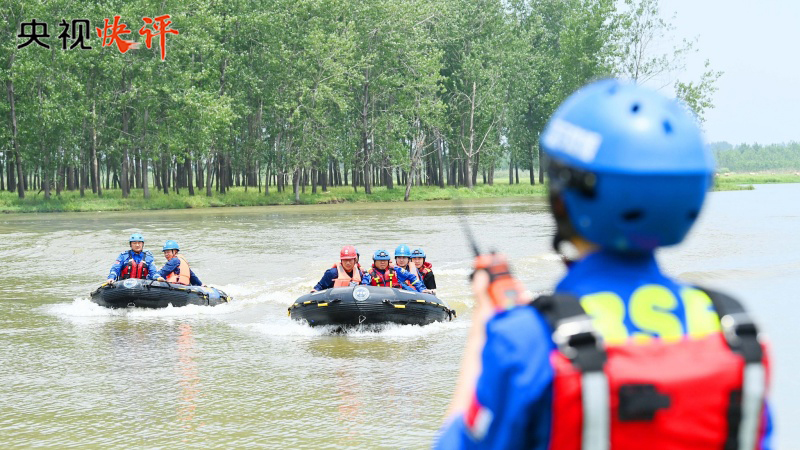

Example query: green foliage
[1,0,724,204]
[714,142,800,172]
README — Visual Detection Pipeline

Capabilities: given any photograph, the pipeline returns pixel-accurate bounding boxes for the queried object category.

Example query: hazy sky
[654,0,799,144]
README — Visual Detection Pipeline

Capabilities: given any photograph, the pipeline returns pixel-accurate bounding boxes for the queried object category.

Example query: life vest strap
[533,293,609,450]
[703,288,765,450]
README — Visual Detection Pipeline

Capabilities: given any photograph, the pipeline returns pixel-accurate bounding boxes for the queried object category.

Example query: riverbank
[1,173,798,213]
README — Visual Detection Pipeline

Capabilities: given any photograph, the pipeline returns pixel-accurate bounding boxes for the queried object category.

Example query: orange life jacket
[333,262,361,287]
[166,254,191,285]
[120,258,148,279]
[368,267,401,288]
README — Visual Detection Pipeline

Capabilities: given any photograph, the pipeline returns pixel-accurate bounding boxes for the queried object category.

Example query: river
[0,184,797,448]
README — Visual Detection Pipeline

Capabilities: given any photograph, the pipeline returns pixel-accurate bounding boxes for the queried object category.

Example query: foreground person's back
[436,79,772,449]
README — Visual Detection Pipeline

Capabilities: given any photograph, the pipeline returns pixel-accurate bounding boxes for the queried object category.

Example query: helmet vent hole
[622,210,644,222]
[688,210,699,220]
[631,104,640,113]
[663,120,673,134]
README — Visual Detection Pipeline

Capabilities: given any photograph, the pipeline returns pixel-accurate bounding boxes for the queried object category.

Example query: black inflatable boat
[289,285,455,327]
[90,279,231,309]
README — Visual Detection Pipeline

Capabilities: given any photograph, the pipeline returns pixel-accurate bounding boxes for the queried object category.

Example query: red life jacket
[368,267,401,288]
[533,289,769,450]
[166,255,191,285]
[333,262,361,287]
[418,261,433,277]
[120,257,149,279]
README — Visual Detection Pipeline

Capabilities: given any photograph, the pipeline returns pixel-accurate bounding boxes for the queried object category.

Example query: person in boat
[106,233,159,283]
[362,249,426,292]
[411,247,436,293]
[436,80,772,448]
[393,244,419,278]
[153,240,203,286]
[311,245,364,292]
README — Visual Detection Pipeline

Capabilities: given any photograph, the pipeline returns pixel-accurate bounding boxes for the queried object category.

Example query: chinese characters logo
[17,15,179,61]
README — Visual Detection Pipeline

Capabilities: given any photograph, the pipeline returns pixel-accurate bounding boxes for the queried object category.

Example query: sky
[653,0,800,144]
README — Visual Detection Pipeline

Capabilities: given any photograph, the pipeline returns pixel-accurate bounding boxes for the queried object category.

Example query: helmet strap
[549,190,580,267]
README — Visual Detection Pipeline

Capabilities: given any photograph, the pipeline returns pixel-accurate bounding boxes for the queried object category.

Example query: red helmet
[340,245,357,260]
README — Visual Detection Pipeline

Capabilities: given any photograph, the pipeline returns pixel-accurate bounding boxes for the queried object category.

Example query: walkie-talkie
[459,213,527,311]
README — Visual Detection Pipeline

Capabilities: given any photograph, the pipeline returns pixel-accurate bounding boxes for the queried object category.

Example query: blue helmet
[129,233,144,243]
[373,249,391,261]
[411,248,426,258]
[540,79,714,253]
[162,240,180,251]
[394,245,412,258]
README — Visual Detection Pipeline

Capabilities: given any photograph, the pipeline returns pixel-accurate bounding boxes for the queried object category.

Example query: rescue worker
[393,244,420,279]
[106,233,159,283]
[362,249,426,292]
[311,245,364,292]
[411,247,436,292]
[153,240,203,286]
[436,80,772,449]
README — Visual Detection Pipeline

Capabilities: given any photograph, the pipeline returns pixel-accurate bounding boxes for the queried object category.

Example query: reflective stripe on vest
[120,258,148,279]
[533,289,768,450]
[333,262,361,287]
[166,255,191,285]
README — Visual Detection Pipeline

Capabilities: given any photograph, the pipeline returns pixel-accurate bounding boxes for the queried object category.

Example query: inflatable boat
[289,285,455,327]
[90,279,231,309]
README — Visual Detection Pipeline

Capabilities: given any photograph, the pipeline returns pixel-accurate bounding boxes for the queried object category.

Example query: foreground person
[436,80,772,448]
[106,233,158,283]
[312,245,364,292]
[363,249,426,292]
[411,247,436,292]
[154,240,203,286]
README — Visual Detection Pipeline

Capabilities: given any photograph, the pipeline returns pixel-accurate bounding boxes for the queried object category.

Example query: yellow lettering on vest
[681,287,720,339]
[628,285,683,342]
[579,292,627,345]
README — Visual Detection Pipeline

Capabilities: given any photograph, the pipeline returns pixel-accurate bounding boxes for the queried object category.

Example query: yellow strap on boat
[393,304,406,309]
[304,301,312,305]
[318,303,328,307]
[416,299,425,303]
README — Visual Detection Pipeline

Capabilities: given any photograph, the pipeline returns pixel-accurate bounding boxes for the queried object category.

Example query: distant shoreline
[2,173,798,214]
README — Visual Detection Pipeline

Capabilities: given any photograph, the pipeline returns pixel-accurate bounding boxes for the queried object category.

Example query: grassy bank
[0,183,548,213]
[2,173,797,213]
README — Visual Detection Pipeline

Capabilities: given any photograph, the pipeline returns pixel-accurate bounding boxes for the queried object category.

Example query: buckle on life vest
[618,383,671,421]
[552,316,606,371]
[720,312,762,363]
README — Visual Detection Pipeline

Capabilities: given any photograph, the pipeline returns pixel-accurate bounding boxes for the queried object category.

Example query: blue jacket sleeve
[155,258,179,280]
[396,267,425,292]
[189,270,202,286]
[314,268,338,291]
[360,270,371,285]
[435,306,555,449]
[108,251,129,280]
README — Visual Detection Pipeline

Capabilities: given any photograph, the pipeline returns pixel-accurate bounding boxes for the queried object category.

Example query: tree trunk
[529,143,536,185]
[142,157,150,199]
[205,156,213,197]
[436,131,445,189]
[539,147,545,184]
[185,156,194,196]
[6,77,25,199]
[465,82,476,189]
[292,168,300,203]
[91,100,102,197]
